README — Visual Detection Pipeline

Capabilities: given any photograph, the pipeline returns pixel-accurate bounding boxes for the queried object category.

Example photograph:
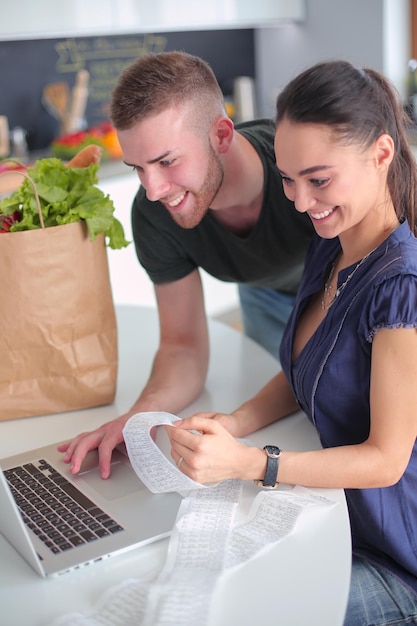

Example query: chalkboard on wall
[0,29,254,151]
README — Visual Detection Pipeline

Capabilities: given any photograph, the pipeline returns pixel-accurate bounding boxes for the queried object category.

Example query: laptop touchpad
[76,460,145,500]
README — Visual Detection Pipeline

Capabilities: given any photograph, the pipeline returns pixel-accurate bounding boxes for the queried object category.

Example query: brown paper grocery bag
[0,221,118,420]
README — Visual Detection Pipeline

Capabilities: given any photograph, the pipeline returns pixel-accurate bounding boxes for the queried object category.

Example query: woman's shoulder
[372,221,417,282]
[359,225,417,341]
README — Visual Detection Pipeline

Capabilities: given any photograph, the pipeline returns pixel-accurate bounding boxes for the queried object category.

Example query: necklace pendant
[321,247,376,313]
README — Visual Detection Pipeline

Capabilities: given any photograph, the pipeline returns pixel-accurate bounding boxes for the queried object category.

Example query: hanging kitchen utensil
[0,116,10,158]
[42,82,70,134]
[65,69,90,134]
[233,76,257,123]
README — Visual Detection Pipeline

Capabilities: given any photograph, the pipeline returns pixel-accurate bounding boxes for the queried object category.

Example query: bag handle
[0,167,45,229]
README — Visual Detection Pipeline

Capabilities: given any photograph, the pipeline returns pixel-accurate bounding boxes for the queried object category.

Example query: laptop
[0,439,182,577]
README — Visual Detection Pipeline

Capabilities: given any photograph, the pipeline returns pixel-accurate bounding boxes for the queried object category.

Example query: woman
[167,60,417,625]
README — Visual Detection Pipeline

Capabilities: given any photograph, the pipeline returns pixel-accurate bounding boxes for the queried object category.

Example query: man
[59,51,313,477]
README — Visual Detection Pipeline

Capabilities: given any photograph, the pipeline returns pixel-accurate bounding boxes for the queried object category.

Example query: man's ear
[374,133,395,169]
[211,117,234,154]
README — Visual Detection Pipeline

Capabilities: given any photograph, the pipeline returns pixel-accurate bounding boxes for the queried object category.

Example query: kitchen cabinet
[1,0,305,40]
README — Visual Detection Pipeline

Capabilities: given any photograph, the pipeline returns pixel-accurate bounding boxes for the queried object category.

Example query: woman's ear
[211,116,234,154]
[374,133,395,169]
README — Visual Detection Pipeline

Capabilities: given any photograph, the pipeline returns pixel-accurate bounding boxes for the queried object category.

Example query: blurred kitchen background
[0,0,414,325]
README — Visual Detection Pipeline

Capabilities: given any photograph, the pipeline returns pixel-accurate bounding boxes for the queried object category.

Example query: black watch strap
[254,445,281,489]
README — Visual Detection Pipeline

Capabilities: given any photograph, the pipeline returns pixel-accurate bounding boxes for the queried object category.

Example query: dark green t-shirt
[131,119,314,295]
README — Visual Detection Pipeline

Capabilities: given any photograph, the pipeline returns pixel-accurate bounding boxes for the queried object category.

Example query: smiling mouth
[309,207,336,220]
[167,192,187,208]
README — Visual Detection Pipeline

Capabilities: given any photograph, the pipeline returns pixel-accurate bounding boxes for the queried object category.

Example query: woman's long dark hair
[275,60,417,235]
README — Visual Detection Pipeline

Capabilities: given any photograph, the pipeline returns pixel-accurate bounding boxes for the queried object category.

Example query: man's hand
[57,414,130,479]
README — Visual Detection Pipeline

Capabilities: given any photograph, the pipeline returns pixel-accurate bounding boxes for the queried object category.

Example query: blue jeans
[238,284,296,361]
[344,555,417,626]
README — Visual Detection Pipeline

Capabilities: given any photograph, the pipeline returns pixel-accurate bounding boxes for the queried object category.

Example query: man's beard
[170,145,224,229]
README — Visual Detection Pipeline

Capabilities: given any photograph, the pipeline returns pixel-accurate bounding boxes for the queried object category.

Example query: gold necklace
[321,250,375,311]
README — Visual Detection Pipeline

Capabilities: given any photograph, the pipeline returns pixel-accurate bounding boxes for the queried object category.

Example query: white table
[0,305,351,626]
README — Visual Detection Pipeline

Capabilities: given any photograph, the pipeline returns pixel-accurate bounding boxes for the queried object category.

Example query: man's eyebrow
[147,151,171,164]
[278,165,333,177]
[123,151,172,168]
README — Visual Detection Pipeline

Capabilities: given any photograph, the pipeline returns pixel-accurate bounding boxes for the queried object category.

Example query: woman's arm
[216,369,300,438]
[168,327,417,489]
[279,326,417,488]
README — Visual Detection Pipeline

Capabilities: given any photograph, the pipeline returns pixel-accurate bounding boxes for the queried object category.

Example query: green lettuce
[0,157,130,249]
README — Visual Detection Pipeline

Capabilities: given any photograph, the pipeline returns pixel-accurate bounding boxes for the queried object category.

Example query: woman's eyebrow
[278,164,333,177]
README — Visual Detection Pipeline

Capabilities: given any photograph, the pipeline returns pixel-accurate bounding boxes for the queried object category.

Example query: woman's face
[274,119,390,241]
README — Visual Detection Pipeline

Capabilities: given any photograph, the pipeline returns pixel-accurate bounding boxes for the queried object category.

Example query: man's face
[118,105,224,229]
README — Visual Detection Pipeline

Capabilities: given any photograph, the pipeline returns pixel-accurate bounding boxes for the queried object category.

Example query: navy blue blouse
[280,220,417,591]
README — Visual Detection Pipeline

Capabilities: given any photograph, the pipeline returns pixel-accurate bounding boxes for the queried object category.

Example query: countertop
[0,305,351,626]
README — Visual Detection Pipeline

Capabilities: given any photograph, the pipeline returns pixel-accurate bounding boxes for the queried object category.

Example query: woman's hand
[204,410,243,438]
[165,413,266,484]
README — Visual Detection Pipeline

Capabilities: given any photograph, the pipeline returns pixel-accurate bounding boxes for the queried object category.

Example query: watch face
[264,445,281,457]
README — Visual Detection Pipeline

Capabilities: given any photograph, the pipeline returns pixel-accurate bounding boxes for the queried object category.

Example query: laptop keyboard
[4,460,124,554]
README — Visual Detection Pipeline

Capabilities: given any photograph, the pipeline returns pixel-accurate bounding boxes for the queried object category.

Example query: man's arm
[58,269,209,477]
[133,268,210,413]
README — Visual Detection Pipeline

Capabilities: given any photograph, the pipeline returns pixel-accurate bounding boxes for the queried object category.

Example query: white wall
[255,0,410,118]
[383,0,411,100]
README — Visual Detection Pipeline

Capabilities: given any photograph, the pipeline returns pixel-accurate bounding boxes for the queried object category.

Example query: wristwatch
[254,445,281,489]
